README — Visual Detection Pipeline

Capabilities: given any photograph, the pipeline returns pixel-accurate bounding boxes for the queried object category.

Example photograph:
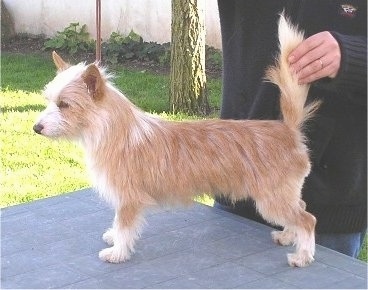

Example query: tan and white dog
[34,14,318,267]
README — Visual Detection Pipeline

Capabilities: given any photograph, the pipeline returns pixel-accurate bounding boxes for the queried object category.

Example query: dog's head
[33,52,107,139]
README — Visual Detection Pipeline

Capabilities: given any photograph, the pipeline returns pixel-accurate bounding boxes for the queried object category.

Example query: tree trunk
[1,0,15,41]
[170,0,210,115]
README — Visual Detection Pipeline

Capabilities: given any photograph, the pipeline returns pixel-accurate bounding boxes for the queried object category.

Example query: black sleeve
[315,33,367,106]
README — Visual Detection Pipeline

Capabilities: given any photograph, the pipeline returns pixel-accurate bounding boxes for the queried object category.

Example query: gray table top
[2,188,367,289]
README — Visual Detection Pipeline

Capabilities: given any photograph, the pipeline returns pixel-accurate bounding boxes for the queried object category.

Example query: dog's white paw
[287,251,314,267]
[102,228,115,246]
[99,246,131,264]
[271,230,295,246]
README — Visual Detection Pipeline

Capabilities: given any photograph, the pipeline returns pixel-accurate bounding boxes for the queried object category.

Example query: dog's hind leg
[99,203,144,263]
[271,227,296,246]
[254,188,316,267]
[271,199,307,246]
[286,209,316,267]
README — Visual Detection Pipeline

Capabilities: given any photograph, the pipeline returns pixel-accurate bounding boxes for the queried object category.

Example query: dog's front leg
[99,204,143,263]
[102,214,118,246]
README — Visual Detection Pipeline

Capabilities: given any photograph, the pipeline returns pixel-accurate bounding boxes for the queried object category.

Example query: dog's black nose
[33,123,44,134]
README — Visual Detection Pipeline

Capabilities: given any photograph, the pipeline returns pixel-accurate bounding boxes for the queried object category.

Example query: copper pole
[96,0,101,62]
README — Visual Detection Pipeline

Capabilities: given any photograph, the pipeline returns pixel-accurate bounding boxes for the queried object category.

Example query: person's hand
[288,32,341,84]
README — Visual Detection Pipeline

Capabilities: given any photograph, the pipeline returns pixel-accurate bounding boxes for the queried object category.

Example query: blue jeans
[214,202,366,258]
[316,231,366,258]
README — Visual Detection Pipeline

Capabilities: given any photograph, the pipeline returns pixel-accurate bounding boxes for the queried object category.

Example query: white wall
[3,0,222,49]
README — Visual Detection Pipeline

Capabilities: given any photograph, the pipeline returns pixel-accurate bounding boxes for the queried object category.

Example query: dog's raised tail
[266,13,321,130]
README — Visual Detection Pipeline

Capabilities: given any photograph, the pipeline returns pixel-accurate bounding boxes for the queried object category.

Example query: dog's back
[142,14,317,205]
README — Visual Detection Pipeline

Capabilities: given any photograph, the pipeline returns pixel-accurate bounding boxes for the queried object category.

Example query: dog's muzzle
[33,123,44,135]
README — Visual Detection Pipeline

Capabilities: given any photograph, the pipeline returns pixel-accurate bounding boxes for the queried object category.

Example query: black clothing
[217,0,367,233]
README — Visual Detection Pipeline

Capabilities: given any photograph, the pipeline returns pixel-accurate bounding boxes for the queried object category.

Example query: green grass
[1,52,219,207]
[360,238,367,262]
[1,88,89,206]
[1,53,56,91]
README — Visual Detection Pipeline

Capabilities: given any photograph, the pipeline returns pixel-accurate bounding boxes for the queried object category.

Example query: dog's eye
[58,101,70,109]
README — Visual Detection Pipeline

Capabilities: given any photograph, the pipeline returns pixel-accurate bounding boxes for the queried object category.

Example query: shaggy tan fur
[34,14,318,267]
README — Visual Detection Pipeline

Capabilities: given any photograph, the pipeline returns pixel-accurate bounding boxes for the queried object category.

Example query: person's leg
[316,231,366,258]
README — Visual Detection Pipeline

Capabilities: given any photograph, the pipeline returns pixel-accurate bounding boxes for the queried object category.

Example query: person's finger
[297,60,339,84]
[288,33,323,65]
[289,46,325,75]
[296,47,341,84]
[289,32,341,83]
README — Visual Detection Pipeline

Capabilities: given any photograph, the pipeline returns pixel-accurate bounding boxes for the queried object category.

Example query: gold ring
[319,58,323,69]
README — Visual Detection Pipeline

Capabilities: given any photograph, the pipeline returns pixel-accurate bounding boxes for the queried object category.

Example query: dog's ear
[82,64,104,101]
[52,51,70,71]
